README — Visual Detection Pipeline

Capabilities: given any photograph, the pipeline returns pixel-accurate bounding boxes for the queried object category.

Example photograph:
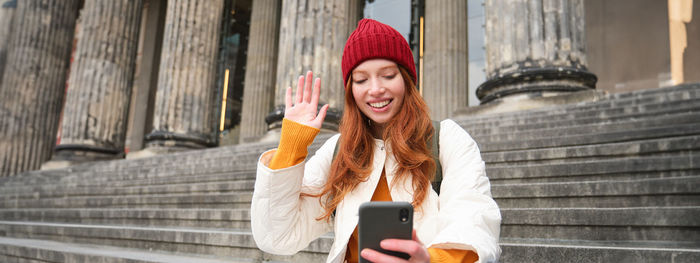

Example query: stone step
[0,161,256,189]
[0,145,262,186]
[0,138,334,192]
[473,110,700,148]
[0,192,252,209]
[492,176,700,208]
[1,179,255,200]
[480,121,700,154]
[499,238,700,263]
[0,170,256,194]
[461,90,700,133]
[463,92,700,136]
[500,207,700,243]
[0,221,331,262]
[0,208,251,229]
[0,236,256,263]
[0,133,341,188]
[90,171,256,188]
[487,154,700,183]
[0,137,330,188]
[482,134,700,164]
[454,83,700,127]
[49,165,256,190]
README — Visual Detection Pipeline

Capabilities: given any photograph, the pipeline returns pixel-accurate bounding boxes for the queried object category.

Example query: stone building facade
[0,0,698,176]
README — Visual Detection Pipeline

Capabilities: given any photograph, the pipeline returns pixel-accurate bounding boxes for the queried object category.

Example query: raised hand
[284,71,329,129]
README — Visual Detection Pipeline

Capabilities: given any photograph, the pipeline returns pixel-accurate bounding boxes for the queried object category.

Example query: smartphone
[358,201,413,262]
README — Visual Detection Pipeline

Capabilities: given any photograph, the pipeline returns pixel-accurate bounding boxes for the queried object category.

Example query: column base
[42,144,124,170]
[476,66,598,104]
[144,130,214,149]
[455,89,607,117]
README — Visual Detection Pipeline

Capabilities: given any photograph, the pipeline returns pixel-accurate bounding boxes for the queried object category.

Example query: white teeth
[369,100,390,108]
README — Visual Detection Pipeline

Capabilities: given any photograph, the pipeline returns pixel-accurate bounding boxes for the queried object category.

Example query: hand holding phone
[358,202,429,262]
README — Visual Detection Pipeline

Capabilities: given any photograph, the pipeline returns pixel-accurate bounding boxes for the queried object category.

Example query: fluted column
[267,0,360,131]
[0,0,16,82]
[478,0,596,104]
[238,0,280,143]
[145,0,223,149]
[51,0,143,163]
[0,0,79,176]
[423,0,469,120]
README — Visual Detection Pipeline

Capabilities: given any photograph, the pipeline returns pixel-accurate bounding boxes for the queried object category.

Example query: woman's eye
[354,79,367,84]
[383,74,396,79]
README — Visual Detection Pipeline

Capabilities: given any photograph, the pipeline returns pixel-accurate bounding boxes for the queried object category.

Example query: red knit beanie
[342,19,417,85]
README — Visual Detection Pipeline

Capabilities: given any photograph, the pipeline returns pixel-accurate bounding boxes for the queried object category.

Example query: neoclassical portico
[0,0,598,176]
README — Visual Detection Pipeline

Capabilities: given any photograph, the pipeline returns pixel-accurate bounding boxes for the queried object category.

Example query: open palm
[284,71,329,129]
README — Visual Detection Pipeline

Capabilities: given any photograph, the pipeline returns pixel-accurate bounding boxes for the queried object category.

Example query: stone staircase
[451,83,700,262]
[1,83,699,262]
[0,137,335,262]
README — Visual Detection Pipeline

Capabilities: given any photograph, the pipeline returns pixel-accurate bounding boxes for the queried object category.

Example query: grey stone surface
[0,0,14,83]
[493,176,700,208]
[500,240,700,263]
[464,95,700,137]
[480,0,595,103]
[0,208,252,229]
[0,236,256,263]
[147,0,224,149]
[0,221,331,260]
[423,0,469,120]
[0,193,253,210]
[456,83,700,128]
[56,0,143,160]
[482,135,700,164]
[239,0,280,142]
[0,0,80,177]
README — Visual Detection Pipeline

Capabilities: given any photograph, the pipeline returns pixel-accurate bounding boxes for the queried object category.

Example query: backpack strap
[430,120,442,195]
[333,135,340,162]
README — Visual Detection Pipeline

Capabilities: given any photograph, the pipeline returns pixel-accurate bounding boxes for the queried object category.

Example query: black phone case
[358,201,413,263]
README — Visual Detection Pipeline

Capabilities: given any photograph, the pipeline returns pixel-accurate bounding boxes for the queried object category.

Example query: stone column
[0,0,17,82]
[50,0,143,164]
[477,0,597,104]
[0,0,79,177]
[266,0,360,131]
[145,0,223,150]
[238,0,280,143]
[423,0,469,120]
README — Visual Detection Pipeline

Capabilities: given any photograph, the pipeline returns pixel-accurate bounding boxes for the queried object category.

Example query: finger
[310,77,321,107]
[285,87,293,112]
[296,75,304,104]
[360,248,408,263]
[303,71,313,103]
[381,239,426,258]
[313,104,329,127]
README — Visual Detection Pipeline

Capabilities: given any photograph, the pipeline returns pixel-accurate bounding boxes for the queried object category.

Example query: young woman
[251,19,501,263]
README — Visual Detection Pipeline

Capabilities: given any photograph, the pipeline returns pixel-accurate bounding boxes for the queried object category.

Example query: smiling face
[351,59,406,132]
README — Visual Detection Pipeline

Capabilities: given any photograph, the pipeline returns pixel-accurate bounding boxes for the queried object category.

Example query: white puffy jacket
[251,119,501,263]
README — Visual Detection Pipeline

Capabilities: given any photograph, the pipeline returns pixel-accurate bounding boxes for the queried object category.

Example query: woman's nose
[367,79,385,95]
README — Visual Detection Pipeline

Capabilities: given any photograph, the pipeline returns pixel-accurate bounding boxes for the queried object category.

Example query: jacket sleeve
[431,119,502,263]
[250,134,340,255]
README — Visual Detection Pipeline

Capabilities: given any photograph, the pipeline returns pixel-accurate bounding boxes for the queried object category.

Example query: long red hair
[311,65,436,221]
